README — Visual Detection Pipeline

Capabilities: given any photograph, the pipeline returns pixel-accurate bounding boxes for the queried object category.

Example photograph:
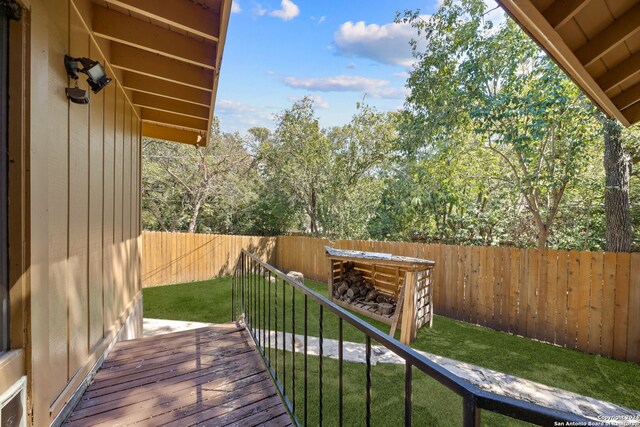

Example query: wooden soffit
[496,0,640,127]
[91,0,233,145]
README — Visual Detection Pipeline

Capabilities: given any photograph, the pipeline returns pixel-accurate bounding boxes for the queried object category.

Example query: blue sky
[214,0,456,134]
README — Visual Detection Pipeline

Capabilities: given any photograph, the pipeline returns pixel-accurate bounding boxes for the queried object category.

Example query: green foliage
[394,0,602,248]
[255,97,396,238]
[624,125,640,250]
[142,119,258,234]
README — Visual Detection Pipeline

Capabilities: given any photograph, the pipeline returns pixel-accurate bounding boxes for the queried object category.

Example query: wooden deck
[63,323,292,427]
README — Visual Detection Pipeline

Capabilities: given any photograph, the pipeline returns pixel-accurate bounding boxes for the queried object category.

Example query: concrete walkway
[143,319,640,426]
[143,317,213,337]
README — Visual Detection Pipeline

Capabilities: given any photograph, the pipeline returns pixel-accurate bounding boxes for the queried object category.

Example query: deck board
[63,324,292,427]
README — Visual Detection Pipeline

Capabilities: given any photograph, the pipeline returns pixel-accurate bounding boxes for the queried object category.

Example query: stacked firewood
[333,262,397,316]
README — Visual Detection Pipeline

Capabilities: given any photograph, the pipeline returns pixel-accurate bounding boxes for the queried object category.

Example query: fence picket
[566,251,581,349]
[543,250,557,344]
[613,253,631,360]
[536,250,547,340]
[601,252,617,357]
[626,253,640,362]
[577,251,592,351]
[554,251,569,347]
[508,248,520,334]
[588,252,604,355]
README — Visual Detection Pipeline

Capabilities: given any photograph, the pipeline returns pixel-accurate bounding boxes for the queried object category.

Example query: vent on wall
[0,377,25,427]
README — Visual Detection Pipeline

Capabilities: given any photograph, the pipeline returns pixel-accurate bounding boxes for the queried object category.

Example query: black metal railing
[232,250,591,427]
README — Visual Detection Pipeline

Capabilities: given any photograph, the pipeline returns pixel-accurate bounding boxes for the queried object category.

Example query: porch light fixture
[64,55,112,104]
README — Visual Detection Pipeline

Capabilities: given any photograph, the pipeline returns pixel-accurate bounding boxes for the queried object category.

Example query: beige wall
[28,0,142,424]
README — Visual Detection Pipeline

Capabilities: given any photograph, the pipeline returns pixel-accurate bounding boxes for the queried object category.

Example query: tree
[257,98,396,239]
[142,120,257,233]
[262,97,331,236]
[399,0,600,248]
[244,127,300,235]
[602,118,632,252]
[321,104,397,238]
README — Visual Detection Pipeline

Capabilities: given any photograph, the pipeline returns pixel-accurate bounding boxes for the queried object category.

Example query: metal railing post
[405,362,412,427]
[463,395,481,427]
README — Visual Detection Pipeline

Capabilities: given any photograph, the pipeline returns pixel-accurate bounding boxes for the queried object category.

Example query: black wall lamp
[64,55,112,104]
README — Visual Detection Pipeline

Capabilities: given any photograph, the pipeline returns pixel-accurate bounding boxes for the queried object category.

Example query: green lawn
[143,276,640,425]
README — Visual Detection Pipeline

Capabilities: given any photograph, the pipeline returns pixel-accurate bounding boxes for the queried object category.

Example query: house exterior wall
[25,0,142,424]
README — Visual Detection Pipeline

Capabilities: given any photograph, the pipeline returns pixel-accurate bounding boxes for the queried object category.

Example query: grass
[143,276,640,424]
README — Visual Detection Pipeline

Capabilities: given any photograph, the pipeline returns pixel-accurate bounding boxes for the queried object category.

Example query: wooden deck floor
[63,323,292,427]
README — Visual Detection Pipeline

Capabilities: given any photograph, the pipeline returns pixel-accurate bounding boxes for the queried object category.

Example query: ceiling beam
[142,122,205,146]
[142,109,209,132]
[122,73,211,107]
[93,5,217,69]
[574,2,640,67]
[133,92,210,119]
[110,43,214,91]
[612,82,640,111]
[596,51,640,92]
[103,0,220,42]
[542,0,590,29]
[622,101,640,124]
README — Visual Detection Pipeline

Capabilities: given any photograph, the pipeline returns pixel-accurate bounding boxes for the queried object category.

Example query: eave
[496,0,640,127]
[91,0,232,145]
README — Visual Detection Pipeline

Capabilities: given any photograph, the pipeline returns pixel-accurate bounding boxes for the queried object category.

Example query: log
[379,303,394,315]
[337,282,349,295]
[365,289,379,302]
[346,288,355,299]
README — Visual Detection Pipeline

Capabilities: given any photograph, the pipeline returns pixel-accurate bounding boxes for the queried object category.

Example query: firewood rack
[325,246,435,344]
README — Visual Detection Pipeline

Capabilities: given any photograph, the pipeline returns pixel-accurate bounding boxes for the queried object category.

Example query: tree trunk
[309,188,319,236]
[187,195,204,233]
[603,119,631,252]
[536,224,548,250]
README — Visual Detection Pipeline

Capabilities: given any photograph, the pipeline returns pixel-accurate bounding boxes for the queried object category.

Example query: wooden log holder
[325,246,435,345]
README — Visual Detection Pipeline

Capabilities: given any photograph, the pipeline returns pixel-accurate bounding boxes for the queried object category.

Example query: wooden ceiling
[496,0,640,127]
[91,0,232,145]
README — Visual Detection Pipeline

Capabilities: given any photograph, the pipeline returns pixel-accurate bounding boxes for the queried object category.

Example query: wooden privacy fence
[141,231,276,287]
[275,236,640,364]
[141,232,640,364]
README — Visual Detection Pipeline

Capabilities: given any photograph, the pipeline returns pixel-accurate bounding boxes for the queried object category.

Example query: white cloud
[252,2,267,16]
[346,63,357,69]
[282,75,407,100]
[231,0,242,13]
[318,16,326,24]
[282,75,388,92]
[289,95,329,109]
[334,19,425,68]
[217,99,260,113]
[269,0,300,21]
[216,99,275,130]
[367,86,409,100]
[393,71,410,79]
